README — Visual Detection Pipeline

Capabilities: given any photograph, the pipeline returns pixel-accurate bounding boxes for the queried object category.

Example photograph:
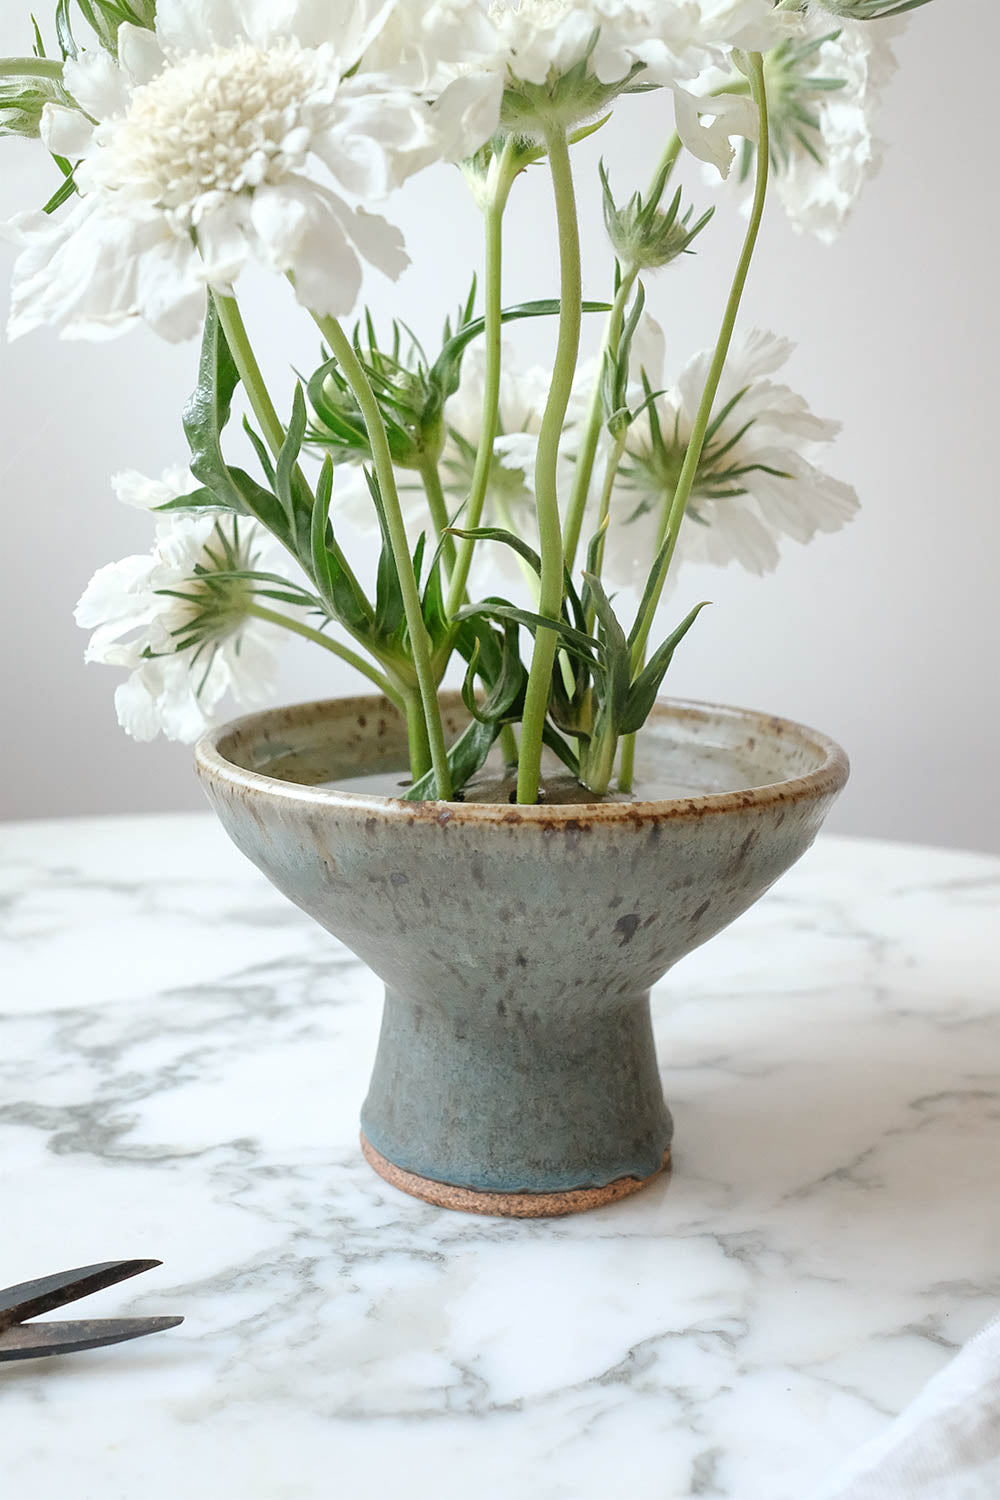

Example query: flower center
[106,40,332,219]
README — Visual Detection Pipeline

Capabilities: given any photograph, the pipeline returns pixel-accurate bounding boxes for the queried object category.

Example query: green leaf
[310,455,337,608]
[446,525,542,577]
[581,571,630,727]
[41,163,78,214]
[421,547,449,650]
[542,722,581,777]
[455,600,600,668]
[308,457,372,634]
[228,468,297,539]
[275,382,308,541]
[55,0,78,58]
[365,469,406,643]
[620,602,710,735]
[180,298,291,541]
[405,717,500,803]
[242,416,277,489]
[183,297,241,500]
[153,487,230,513]
[405,621,528,800]
[429,299,612,407]
[626,530,673,654]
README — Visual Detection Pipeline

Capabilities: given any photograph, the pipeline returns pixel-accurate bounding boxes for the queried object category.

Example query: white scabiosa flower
[759,14,901,241]
[6,0,434,342]
[374,0,781,174]
[605,320,859,581]
[75,510,287,742]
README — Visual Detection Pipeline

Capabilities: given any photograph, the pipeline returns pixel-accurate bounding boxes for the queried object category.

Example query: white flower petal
[674,88,758,178]
[154,0,250,50]
[131,231,205,341]
[326,195,409,282]
[678,497,782,575]
[117,23,168,86]
[114,670,168,741]
[194,201,252,288]
[322,83,436,196]
[250,179,363,314]
[75,555,158,630]
[432,70,505,161]
[112,465,201,510]
[64,49,130,119]
[279,0,400,61]
[39,103,95,158]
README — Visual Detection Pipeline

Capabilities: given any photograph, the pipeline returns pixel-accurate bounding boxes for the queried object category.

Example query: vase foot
[360,1133,672,1219]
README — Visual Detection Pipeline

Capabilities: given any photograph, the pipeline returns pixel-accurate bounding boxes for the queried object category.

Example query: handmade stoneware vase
[196,695,848,1217]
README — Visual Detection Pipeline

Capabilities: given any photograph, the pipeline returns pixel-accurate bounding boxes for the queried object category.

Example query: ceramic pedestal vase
[196,695,848,1217]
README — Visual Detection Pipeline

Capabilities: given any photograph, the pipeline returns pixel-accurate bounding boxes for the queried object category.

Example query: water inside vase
[322,742,704,805]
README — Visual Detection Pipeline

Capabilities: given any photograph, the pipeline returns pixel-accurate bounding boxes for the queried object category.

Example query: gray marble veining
[1,814,998,1499]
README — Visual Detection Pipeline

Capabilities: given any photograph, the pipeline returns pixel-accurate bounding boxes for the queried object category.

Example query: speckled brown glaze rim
[196,693,849,825]
[360,1133,672,1218]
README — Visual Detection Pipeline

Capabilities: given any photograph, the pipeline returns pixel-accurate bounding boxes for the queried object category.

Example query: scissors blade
[0,1316,184,1363]
[0,1261,164,1331]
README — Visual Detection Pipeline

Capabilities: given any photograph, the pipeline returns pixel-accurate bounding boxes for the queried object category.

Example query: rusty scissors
[0,1260,183,1363]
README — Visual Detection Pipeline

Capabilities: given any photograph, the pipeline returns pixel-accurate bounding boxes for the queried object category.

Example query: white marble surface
[1,814,998,1500]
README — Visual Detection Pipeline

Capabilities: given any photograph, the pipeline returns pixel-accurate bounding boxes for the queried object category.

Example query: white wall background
[1,4,998,852]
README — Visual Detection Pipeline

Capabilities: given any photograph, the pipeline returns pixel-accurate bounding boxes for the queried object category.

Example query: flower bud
[600,162,713,273]
[0,72,64,141]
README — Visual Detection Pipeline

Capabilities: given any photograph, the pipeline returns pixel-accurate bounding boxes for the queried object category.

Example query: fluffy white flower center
[106,40,333,219]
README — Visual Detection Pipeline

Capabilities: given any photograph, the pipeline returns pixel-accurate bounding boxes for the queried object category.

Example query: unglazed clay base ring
[360,1134,672,1218]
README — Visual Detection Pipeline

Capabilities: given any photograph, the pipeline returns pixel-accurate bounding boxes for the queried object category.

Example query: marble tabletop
[1,813,998,1500]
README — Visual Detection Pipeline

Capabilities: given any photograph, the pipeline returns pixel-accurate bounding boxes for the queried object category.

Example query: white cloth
[813,1320,1000,1499]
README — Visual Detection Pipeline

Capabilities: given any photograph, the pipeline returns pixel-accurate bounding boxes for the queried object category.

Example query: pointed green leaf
[447,526,542,577]
[620,602,710,735]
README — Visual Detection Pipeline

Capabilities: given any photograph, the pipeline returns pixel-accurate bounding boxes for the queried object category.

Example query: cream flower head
[6,0,436,342]
[75,501,289,741]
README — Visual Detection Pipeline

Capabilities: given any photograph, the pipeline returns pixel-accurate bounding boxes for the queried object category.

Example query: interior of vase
[208,694,843,806]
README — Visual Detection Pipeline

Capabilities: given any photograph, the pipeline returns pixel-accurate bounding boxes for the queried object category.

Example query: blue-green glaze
[196,695,848,1207]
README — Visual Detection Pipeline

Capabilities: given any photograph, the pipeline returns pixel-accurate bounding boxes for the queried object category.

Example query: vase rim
[195,694,849,827]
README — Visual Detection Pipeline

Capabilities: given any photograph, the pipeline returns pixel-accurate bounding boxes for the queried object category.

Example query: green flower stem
[403,689,432,780]
[213,290,372,628]
[499,722,519,768]
[561,129,684,574]
[214,293,287,458]
[313,312,453,800]
[517,126,583,805]
[0,56,63,80]
[561,266,638,572]
[446,141,519,620]
[618,728,638,794]
[584,430,629,635]
[629,52,771,668]
[417,455,458,580]
[245,604,406,714]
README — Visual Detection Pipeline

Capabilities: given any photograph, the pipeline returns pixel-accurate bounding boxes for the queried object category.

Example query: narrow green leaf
[620,602,710,735]
[55,0,78,57]
[581,571,630,726]
[276,382,307,534]
[310,455,336,607]
[455,600,600,666]
[365,469,406,642]
[447,525,542,577]
[627,530,673,654]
